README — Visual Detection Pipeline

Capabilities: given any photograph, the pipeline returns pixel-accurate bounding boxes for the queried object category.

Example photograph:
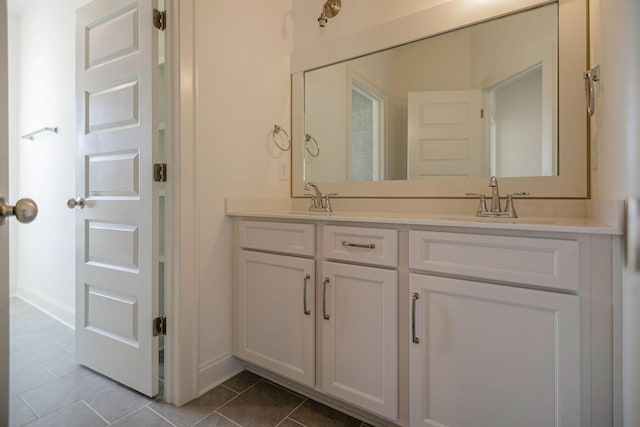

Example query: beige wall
[192,0,292,389]
[304,63,349,182]
[589,0,630,201]
[293,0,458,53]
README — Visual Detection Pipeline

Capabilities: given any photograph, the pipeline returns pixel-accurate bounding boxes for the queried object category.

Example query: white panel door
[409,273,580,427]
[237,250,315,386]
[75,0,160,397]
[322,261,398,420]
[407,91,483,179]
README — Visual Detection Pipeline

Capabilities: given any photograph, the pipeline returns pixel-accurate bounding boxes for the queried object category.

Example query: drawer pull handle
[322,277,330,320]
[342,240,376,249]
[412,292,420,344]
[303,274,311,316]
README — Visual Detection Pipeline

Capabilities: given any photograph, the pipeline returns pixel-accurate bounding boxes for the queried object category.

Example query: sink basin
[286,210,332,216]
[437,216,555,225]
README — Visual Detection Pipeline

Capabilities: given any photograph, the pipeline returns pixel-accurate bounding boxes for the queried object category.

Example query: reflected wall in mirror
[303,4,558,183]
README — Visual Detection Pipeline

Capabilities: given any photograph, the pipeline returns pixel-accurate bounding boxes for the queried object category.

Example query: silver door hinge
[153,9,166,31]
[480,109,484,119]
[154,163,167,182]
[153,316,167,336]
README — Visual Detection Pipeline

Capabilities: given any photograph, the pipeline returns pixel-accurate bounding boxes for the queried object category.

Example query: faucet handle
[465,192,488,215]
[324,193,337,212]
[503,192,529,218]
[305,192,319,208]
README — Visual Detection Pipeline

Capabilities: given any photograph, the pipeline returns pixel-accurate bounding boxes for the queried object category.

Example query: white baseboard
[197,353,245,396]
[16,286,74,329]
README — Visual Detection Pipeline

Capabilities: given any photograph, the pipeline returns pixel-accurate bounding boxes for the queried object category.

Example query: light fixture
[318,0,341,27]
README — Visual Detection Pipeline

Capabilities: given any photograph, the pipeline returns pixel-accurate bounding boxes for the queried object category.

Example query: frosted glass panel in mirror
[303,4,557,183]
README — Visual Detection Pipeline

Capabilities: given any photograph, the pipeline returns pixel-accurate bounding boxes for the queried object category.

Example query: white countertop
[226,208,622,235]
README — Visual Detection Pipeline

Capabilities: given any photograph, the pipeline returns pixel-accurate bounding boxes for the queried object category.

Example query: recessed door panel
[85,2,139,69]
[419,102,470,125]
[85,285,139,345]
[86,150,140,198]
[85,79,139,133]
[85,221,139,272]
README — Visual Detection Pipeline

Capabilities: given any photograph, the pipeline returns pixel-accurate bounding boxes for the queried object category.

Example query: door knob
[67,197,85,209]
[0,197,38,225]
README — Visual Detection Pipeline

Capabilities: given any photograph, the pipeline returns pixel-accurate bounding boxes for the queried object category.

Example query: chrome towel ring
[305,133,320,157]
[584,65,600,117]
[272,124,291,151]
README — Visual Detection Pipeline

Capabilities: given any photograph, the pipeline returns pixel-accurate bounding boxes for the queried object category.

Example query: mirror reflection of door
[407,90,484,179]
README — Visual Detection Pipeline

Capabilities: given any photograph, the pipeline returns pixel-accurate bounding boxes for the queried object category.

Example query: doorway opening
[348,70,386,182]
[7,0,168,410]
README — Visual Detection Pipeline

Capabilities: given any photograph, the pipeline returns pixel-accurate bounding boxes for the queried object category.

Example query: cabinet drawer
[239,220,315,256]
[409,230,579,292]
[323,225,398,267]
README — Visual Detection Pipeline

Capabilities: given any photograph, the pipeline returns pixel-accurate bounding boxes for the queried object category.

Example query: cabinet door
[322,262,398,420]
[238,250,315,386]
[409,274,580,427]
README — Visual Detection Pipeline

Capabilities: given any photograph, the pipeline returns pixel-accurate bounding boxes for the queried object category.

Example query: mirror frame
[291,0,588,199]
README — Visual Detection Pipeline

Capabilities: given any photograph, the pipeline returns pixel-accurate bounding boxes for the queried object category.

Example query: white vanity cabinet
[235,221,400,421]
[231,211,619,427]
[408,230,581,427]
[236,220,316,386]
[320,225,399,420]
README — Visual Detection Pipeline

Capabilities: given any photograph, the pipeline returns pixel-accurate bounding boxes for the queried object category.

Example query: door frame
[164,0,198,406]
[623,1,640,425]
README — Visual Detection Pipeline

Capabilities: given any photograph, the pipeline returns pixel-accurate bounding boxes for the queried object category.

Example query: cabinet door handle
[322,277,330,320]
[303,274,311,316]
[342,240,375,249]
[412,292,420,344]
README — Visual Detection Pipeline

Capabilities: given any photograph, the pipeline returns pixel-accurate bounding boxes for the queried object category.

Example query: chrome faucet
[304,182,335,212]
[489,176,501,212]
[305,182,322,203]
[466,176,529,218]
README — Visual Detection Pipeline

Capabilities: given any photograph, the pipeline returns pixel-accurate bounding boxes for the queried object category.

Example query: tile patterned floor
[9,298,371,427]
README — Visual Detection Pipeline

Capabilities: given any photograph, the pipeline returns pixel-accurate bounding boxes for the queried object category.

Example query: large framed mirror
[291,0,588,198]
